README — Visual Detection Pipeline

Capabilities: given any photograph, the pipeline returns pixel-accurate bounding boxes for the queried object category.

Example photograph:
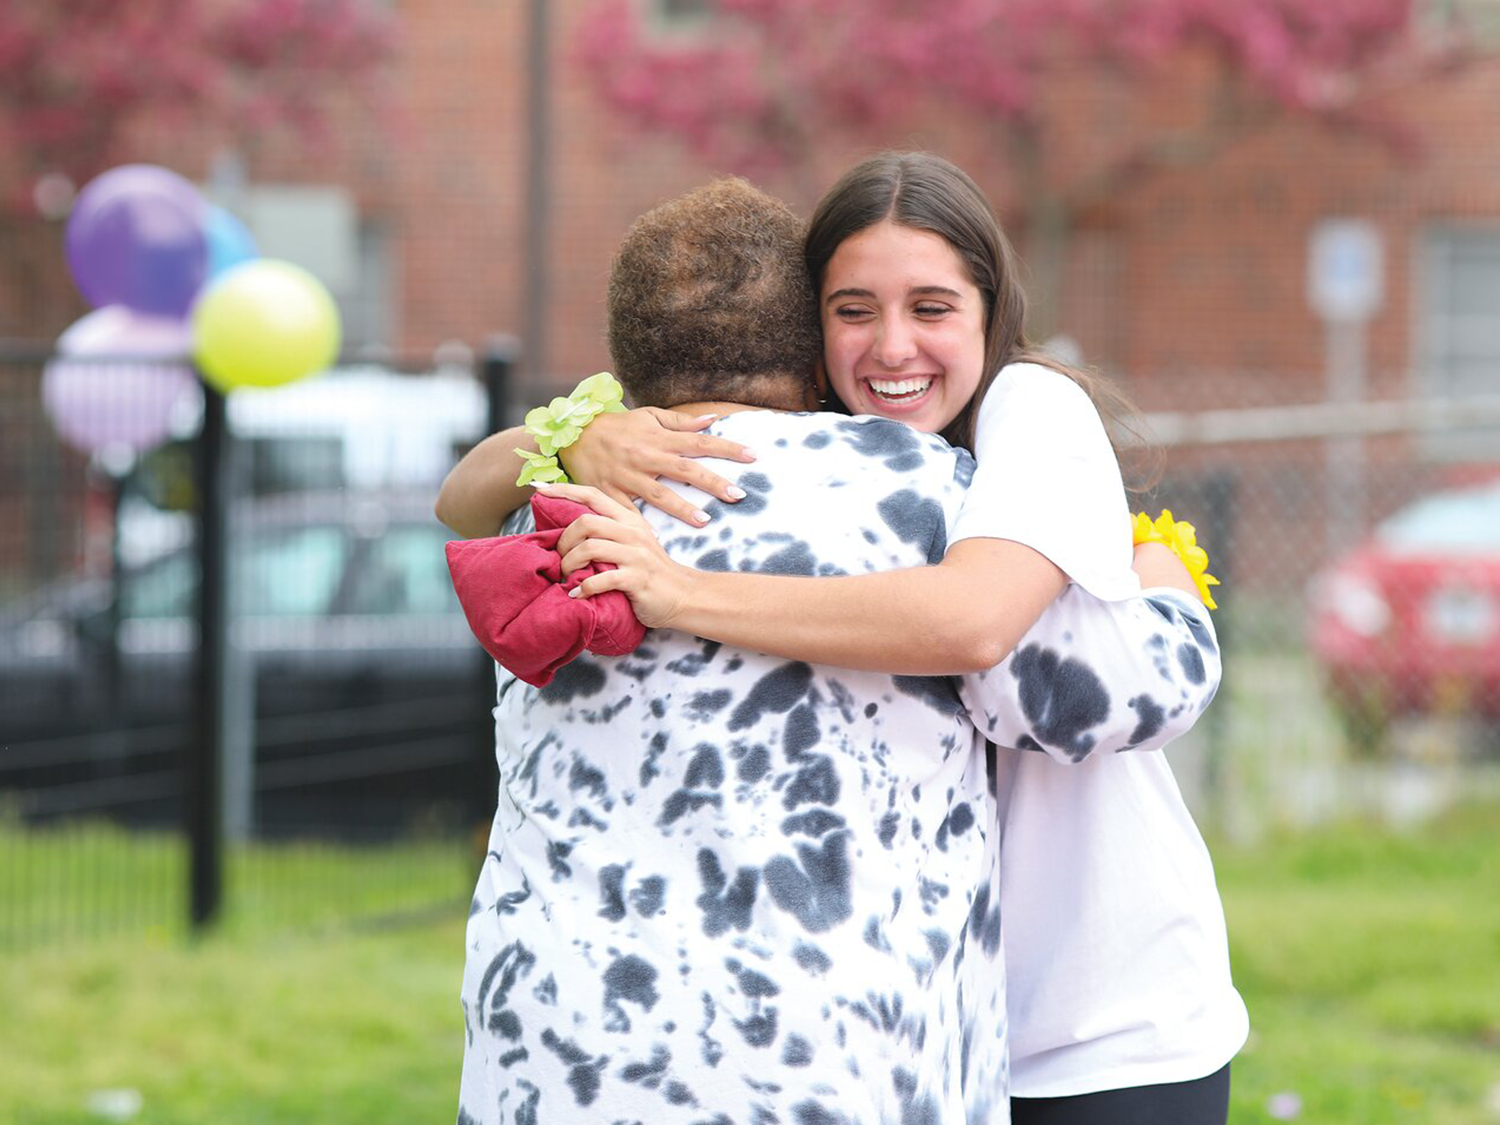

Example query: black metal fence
[1128,376,1500,836]
[0,339,523,947]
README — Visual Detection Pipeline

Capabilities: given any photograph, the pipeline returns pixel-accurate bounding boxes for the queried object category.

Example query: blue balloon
[205,205,259,279]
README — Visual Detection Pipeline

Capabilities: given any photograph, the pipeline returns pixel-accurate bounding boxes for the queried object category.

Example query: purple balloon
[65,165,208,319]
[42,306,199,455]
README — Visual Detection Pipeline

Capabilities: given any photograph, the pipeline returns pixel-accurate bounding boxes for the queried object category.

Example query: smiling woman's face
[820,220,987,434]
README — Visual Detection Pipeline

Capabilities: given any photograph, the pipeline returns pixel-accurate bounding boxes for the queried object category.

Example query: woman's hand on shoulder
[544,483,694,629]
[559,407,755,527]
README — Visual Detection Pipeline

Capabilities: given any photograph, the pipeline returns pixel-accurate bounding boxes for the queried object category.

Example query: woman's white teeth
[868,377,933,399]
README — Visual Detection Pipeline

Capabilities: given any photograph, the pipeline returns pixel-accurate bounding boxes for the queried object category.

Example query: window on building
[1417,224,1500,457]
[1430,0,1500,38]
[240,186,397,352]
[656,0,711,21]
[1420,226,1500,398]
[649,0,713,35]
[343,219,395,353]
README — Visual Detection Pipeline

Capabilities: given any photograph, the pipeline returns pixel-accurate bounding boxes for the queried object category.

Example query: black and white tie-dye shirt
[457,409,1218,1125]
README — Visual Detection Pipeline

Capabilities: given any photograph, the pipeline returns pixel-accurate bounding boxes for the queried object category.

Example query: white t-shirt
[952,363,1250,1098]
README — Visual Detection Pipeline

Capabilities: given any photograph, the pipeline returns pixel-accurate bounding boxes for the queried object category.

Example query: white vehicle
[118,365,488,566]
[226,364,487,492]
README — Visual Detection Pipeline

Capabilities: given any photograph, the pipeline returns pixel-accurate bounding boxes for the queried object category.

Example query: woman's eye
[914,304,950,317]
[833,306,873,321]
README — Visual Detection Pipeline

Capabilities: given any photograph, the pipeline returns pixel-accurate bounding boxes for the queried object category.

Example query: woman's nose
[872,315,917,367]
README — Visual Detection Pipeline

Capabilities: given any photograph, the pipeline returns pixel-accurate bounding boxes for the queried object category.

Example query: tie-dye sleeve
[957,586,1221,763]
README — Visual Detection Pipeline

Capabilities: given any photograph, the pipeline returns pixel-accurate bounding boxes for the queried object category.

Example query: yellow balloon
[192,259,341,391]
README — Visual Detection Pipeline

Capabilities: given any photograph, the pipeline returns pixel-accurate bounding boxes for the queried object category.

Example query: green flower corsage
[514,371,628,486]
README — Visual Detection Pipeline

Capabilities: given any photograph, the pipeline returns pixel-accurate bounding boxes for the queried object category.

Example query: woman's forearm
[551,484,1176,678]
[667,538,1067,675]
[435,425,533,538]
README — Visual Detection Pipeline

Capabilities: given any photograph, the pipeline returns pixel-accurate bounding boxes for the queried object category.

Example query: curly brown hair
[607,178,822,409]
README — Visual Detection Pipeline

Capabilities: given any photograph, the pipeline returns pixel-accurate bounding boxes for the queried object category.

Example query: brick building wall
[1110,60,1500,398]
[3,2,1498,405]
[451,3,1500,404]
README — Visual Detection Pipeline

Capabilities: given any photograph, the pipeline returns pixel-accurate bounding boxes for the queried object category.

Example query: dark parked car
[1308,478,1500,750]
[0,493,487,831]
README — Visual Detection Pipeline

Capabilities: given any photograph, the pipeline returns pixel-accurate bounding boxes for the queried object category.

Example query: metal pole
[95,470,128,784]
[1198,472,1236,831]
[189,381,229,929]
[521,0,552,384]
[467,340,519,833]
[1308,219,1380,560]
[482,336,518,437]
[221,441,255,845]
[205,143,256,848]
[1324,319,1368,558]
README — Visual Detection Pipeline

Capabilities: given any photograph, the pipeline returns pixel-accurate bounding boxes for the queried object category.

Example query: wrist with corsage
[1132,509,1220,610]
[514,372,628,486]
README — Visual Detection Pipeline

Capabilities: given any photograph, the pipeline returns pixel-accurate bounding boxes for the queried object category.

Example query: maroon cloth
[445,493,647,688]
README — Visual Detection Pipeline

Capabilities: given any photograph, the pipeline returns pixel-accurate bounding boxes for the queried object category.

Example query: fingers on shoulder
[650,407,716,432]
[678,431,753,462]
[638,478,708,526]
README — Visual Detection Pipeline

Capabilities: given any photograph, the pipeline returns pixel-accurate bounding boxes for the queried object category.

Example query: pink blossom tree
[575,0,1468,331]
[0,0,395,332]
[0,0,395,204]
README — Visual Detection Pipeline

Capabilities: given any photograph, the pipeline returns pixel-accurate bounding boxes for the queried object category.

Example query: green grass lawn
[2,805,1497,1125]
[1218,801,1500,1124]
[0,819,475,948]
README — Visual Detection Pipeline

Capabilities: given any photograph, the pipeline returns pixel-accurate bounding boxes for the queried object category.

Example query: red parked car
[1309,478,1500,747]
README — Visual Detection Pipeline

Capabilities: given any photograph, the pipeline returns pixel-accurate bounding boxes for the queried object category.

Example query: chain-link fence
[0,344,511,947]
[1132,370,1500,838]
[5,342,1499,942]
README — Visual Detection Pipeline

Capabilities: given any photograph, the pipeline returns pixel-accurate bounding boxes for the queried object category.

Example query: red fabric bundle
[444,492,647,687]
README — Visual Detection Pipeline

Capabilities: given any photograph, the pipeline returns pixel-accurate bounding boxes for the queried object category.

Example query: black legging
[1010,1063,1231,1125]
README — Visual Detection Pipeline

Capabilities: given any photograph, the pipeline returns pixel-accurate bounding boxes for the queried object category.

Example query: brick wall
[447,5,1500,398]
[5,1,1498,406]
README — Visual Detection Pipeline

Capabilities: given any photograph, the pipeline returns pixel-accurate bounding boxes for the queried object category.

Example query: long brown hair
[805,151,1155,487]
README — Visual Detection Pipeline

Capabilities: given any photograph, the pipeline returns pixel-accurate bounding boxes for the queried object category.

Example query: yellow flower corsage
[1132,509,1220,610]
